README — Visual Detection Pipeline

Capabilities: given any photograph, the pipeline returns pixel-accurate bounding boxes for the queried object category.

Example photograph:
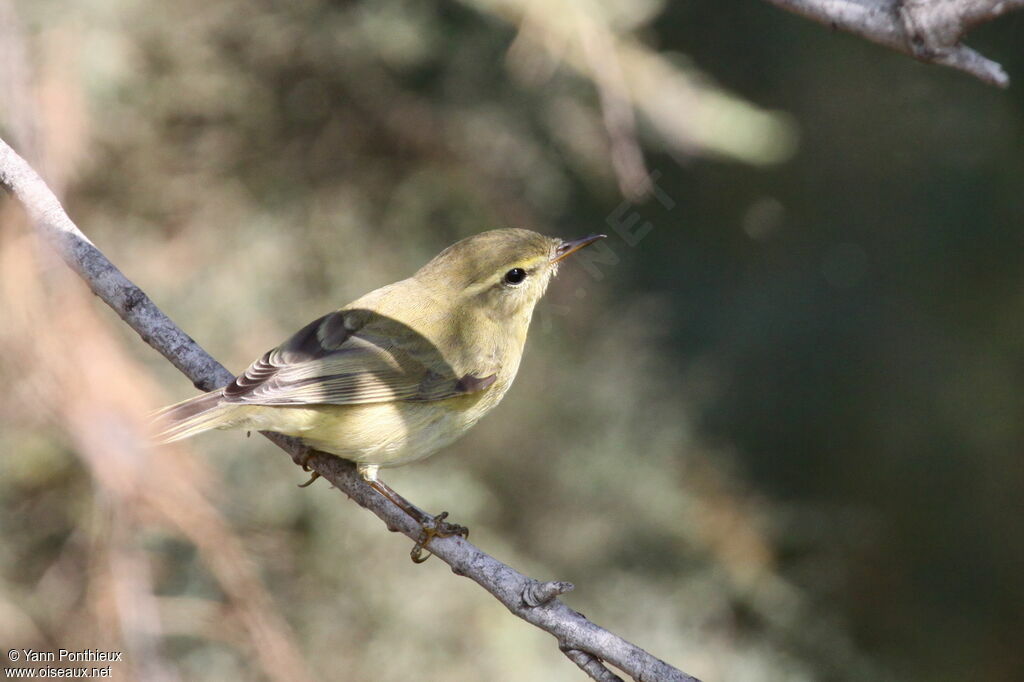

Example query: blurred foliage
[2,0,1023,681]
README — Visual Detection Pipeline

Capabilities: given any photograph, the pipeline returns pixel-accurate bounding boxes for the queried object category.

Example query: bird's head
[415,228,605,324]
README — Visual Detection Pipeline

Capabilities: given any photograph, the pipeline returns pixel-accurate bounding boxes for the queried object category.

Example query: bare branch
[0,136,700,682]
[575,10,653,200]
[763,0,1024,87]
[562,648,626,682]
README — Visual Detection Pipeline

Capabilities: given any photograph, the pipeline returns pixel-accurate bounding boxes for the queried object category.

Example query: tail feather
[152,390,232,443]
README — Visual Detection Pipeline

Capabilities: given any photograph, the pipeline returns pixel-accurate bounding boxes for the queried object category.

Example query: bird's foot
[366,478,468,563]
[410,511,469,564]
[291,444,314,470]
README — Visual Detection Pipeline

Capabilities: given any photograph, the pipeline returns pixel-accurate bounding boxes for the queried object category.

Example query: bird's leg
[366,478,432,524]
[361,467,468,563]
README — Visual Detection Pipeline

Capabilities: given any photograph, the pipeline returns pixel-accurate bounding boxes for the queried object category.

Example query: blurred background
[1,1,1022,680]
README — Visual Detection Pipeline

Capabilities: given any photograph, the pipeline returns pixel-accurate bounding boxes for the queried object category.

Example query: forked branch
[763,0,1024,87]
[0,137,697,682]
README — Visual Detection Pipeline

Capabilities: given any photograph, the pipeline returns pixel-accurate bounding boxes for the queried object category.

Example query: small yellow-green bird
[156,228,602,558]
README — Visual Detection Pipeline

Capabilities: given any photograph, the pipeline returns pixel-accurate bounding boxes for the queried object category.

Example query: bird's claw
[410,511,469,563]
[432,511,469,540]
[291,445,313,471]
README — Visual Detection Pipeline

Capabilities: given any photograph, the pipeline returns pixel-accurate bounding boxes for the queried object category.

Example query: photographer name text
[12,651,121,664]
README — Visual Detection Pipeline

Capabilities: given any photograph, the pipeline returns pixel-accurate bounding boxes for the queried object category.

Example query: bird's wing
[222,309,495,406]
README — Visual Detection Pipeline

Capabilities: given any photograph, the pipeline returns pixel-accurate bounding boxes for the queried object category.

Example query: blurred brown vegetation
[2,1,1023,681]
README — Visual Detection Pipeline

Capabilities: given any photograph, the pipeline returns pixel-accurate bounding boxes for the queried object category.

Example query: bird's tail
[152,390,234,443]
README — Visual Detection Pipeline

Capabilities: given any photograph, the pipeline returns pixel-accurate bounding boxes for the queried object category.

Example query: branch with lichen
[763,0,1024,87]
[0,136,698,682]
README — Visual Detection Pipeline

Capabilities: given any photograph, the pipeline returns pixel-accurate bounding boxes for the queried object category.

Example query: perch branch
[0,136,698,682]
[762,0,1024,87]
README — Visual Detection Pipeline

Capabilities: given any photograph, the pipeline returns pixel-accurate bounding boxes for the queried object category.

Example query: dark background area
[660,7,1024,680]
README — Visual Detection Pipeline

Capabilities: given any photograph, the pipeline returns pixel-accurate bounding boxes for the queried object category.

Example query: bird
[154,228,604,560]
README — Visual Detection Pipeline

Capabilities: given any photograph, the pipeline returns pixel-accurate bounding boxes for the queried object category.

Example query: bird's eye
[503,268,528,285]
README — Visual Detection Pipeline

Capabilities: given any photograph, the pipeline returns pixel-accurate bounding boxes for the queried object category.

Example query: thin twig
[0,136,699,682]
[0,0,39,160]
[762,0,1024,87]
[562,648,626,682]
[575,10,652,200]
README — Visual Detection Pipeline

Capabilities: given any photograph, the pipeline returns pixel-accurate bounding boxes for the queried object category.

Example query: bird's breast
[274,379,513,470]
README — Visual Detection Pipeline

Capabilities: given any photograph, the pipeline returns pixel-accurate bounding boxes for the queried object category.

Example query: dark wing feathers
[223,314,339,400]
[223,310,495,407]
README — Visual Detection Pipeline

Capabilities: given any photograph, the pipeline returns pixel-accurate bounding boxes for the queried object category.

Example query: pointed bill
[551,234,606,263]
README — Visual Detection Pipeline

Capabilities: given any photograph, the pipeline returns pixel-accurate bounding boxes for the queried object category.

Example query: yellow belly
[227,391,500,470]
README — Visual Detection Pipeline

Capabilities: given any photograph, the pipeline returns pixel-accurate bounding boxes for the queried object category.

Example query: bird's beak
[551,234,606,263]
